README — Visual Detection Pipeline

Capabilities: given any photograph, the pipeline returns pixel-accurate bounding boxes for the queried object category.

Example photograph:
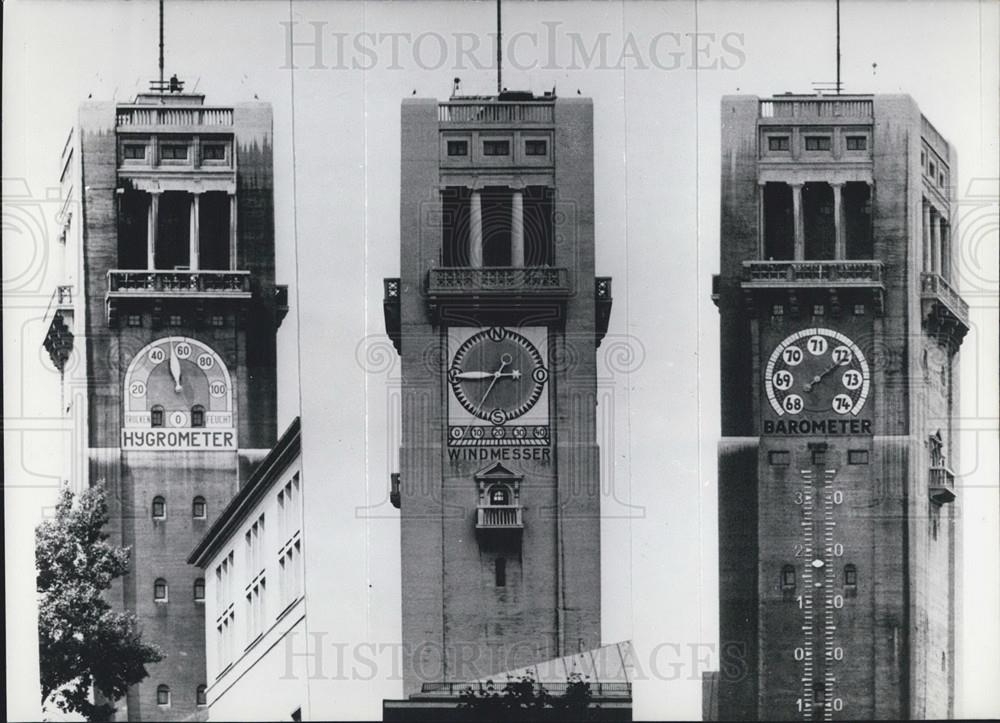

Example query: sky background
[4,0,998,720]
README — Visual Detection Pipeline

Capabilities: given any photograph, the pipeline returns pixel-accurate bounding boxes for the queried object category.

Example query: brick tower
[383,91,613,696]
[42,86,286,720]
[710,94,966,720]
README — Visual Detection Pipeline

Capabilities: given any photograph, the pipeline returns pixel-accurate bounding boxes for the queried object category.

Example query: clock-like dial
[448,327,548,425]
[764,328,870,417]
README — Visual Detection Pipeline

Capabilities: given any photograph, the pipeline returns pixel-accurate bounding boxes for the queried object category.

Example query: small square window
[848,450,870,465]
[812,450,827,466]
[813,305,825,316]
[202,144,226,161]
[127,314,143,327]
[193,496,207,519]
[151,406,164,428]
[168,314,183,327]
[211,315,225,327]
[525,140,547,156]
[772,304,784,316]
[804,136,831,151]
[768,136,790,151]
[769,451,790,466]
[157,685,170,706]
[154,579,168,602]
[846,136,867,151]
[160,144,188,161]
[853,304,866,316]
[483,140,510,156]
[123,144,146,160]
[447,140,468,156]
[152,496,166,519]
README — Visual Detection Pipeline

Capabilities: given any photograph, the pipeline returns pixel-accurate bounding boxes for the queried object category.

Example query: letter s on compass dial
[764,328,870,417]
[448,327,548,425]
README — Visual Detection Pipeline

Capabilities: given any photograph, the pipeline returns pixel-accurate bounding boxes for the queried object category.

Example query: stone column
[832,182,844,259]
[791,182,805,260]
[758,182,766,258]
[189,193,201,271]
[511,189,524,267]
[147,191,160,269]
[940,218,950,281]
[469,189,483,268]
[931,207,942,275]
[922,199,932,272]
[229,193,238,270]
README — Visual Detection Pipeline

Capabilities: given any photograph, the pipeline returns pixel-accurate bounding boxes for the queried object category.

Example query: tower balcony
[737,260,885,316]
[438,99,555,126]
[105,269,252,324]
[476,505,523,532]
[384,278,401,354]
[116,105,233,132]
[929,465,957,504]
[428,266,572,298]
[42,285,74,372]
[920,272,969,347]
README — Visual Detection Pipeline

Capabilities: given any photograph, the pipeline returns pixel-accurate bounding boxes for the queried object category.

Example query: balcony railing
[760,98,873,120]
[920,272,969,331]
[427,267,571,297]
[116,106,233,128]
[438,101,554,124]
[107,269,252,296]
[476,505,523,530]
[929,465,956,504]
[418,681,632,698]
[742,260,885,286]
[42,285,74,329]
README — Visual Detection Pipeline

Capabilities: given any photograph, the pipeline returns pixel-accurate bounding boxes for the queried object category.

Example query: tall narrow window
[156,685,170,706]
[781,564,796,601]
[154,578,168,602]
[151,405,165,428]
[191,405,205,428]
[441,187,471,267]
[152,496,166,520]
[196,685,207,706]
[844,564,858,597]
[763,182,794,260]
[193,496,207,519]
[495,558,507,587]
[481,187,513,267]
[194,578,206,602]
[802,182,835,260]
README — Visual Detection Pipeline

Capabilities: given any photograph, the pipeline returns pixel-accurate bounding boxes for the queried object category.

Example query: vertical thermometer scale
[796,464,846,720]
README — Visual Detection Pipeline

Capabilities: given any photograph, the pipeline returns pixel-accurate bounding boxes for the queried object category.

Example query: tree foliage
[36,482,162,721]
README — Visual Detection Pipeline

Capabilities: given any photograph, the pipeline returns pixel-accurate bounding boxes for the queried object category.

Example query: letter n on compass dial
[446,326,550,447]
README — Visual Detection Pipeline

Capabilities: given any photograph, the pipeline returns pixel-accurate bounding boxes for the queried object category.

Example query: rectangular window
[123,144,147,160]
[495,558,506,587]
[848,450,870,465]
[277,473,303,610]
[211,314,225,327]
[845,136,867,151]
[772,304,784,317]
[928,161,936,177]
[812,304,825,316]
[447,140,468,156]
[811,450,827,466]
[168,314,183,327]
[127,314,143,327]
[804,136,831,151]
[768,136,790,151]
[202,143,227,161]
[483,140,510,156]
[853,304,866,316]
[160,143,189,161]
[524,140,547,156]
[768,450,790,466]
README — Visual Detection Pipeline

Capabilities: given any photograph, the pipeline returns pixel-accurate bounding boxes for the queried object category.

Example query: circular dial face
[764,328,870,417]
[448,327,548,425]
[123,336,232,427]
